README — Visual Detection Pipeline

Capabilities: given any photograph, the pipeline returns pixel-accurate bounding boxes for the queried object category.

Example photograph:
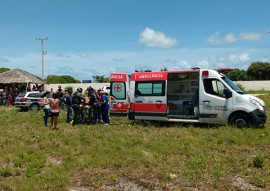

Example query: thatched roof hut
[0,68,44,84]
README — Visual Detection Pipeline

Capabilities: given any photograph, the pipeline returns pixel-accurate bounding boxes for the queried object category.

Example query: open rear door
[109,73,129,116]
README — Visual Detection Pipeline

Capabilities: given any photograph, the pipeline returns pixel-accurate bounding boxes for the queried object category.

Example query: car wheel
[30,103,40,111]
[230,113,251,128]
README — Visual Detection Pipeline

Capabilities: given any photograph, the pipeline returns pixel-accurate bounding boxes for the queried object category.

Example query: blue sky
[0,0,269,81]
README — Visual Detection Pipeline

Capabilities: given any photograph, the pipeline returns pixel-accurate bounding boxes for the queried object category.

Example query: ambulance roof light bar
[202,70,209,77]
[191,67,200,70]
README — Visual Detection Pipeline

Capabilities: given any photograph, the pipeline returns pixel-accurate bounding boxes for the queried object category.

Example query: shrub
[0,167,12,177]
[253,155,264,168]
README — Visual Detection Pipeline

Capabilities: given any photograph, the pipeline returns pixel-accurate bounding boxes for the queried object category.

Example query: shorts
[50,112,59,116]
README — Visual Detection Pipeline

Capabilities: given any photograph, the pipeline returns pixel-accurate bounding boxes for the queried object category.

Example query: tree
[93,75,110,83]
[226,69,249,81]
[45,75,81,84]
[0,67,10,73]
[246,62,270,80]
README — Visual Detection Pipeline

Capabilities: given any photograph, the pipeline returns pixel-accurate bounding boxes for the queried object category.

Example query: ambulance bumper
[250,109,267,127]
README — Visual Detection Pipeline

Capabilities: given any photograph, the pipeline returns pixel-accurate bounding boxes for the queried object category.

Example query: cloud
[207,32,236,44]
[224,33,237,43]
[239,53,250,62]
[239,32,262,41]
[139,27,177,48]
[172,60,192,70]
[109,64,133,74]
[0,56,9,63]
[229,54,238,62]
[229,53,250,62]
[197,60,209,69]
[79,52,90,58]
[165,59,177,64]
[112,58,127,63]
[49,66,99,81]
[208,31,262,44]
[55,53,71,58]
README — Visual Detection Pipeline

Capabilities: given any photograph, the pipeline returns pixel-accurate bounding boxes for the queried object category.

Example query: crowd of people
[43,85,110,130]
[0,86,20,105]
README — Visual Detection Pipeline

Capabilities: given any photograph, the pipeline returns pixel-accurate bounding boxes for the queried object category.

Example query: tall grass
[0,104,269,190]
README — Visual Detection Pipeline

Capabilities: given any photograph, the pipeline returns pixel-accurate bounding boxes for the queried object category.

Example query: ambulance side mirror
[224,88,232,99]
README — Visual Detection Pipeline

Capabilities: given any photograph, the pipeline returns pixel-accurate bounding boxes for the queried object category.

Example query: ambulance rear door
[110,73,129,116]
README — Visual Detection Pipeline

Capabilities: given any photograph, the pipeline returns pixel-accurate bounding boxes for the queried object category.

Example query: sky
[0,0,269,81]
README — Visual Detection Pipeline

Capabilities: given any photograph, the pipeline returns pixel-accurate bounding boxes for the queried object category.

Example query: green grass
[0,99,269,190]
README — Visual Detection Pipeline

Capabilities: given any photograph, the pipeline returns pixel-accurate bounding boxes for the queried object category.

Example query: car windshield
[222,76,245,94]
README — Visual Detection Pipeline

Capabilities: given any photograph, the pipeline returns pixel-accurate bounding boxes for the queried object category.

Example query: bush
[253,155,264,168]
[0,167,12,177]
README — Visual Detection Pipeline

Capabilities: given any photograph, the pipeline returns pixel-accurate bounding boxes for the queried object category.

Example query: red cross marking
[114,84,122,92]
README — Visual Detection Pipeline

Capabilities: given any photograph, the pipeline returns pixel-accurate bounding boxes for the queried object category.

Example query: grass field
[0,94,269,191]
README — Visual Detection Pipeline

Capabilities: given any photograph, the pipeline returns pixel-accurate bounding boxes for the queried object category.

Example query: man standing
[88,87,99,124]
[65,90,73,123]
[71,88,84,126]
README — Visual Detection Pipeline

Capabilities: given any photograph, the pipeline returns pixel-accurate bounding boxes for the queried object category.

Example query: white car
[102,85,110,94]
[15,91,45,111]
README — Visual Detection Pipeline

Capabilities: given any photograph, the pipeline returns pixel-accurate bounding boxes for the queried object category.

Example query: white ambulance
[110,69,267,127]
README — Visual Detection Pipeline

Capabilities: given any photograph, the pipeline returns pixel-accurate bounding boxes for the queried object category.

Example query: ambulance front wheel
[230,113,251,128]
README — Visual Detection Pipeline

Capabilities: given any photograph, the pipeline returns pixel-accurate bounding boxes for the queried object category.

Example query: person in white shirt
[43,91,51,127]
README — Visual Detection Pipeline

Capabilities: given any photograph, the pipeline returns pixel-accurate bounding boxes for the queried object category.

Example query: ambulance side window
[135,81,165,96]
[111,82,126,100]
[203,79,226,98]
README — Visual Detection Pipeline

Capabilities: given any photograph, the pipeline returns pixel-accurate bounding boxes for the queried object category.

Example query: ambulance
[110,69,267,127]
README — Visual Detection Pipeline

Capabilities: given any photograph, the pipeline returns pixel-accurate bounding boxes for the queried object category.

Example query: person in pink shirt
[50,93,61,130]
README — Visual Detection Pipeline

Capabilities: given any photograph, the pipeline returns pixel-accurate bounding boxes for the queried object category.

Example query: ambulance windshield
[222,76,245,94]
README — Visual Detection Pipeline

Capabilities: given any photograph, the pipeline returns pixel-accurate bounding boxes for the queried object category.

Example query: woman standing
[50,93,61,130]
[43,91,51,127]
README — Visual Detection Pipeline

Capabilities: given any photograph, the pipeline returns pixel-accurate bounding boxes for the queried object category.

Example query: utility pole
[35,37,48,81]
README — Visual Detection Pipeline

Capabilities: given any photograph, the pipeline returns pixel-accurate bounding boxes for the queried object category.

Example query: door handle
[203,100,210,103]
[156,100,162,103]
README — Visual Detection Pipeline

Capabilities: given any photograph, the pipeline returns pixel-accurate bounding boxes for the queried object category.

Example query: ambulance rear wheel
[230,113,250,128]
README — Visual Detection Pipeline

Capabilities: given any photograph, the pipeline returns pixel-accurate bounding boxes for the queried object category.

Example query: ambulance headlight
[249,98,264,111]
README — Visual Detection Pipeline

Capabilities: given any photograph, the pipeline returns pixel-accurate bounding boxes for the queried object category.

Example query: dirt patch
[68,176,166,191]
[68,186,93,191]
[232,176,264,191]
[46,157,62,166]
[101,178,151,191]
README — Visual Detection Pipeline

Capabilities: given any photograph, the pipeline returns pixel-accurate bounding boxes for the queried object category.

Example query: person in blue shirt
[101,91,110,125]
[65,90,73,123]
